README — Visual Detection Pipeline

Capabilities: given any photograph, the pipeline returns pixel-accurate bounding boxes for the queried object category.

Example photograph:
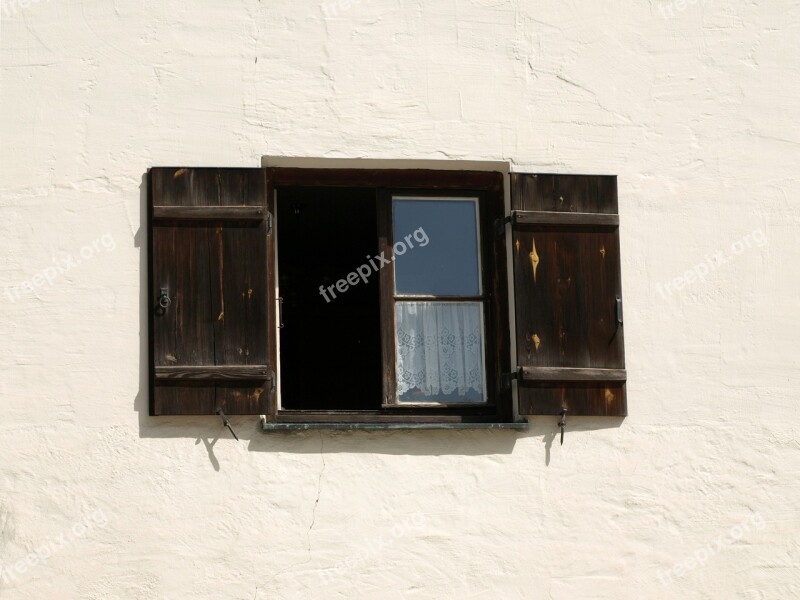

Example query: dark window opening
[277,187,382,410]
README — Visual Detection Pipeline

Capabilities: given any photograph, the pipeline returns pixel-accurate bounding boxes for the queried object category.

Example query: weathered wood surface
[512,174,627,417]
[150,167,271,415]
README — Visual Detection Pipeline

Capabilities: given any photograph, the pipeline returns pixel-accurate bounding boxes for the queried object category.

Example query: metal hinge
[501,369,518,392]
[494,213,516,240]
[266,212,273,235]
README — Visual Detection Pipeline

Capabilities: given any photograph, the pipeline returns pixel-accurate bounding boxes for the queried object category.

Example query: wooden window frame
[267,167,512,424]
[379,190,489,408]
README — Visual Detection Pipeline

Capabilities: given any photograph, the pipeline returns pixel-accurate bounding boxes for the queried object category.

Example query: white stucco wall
[1,1,798,598]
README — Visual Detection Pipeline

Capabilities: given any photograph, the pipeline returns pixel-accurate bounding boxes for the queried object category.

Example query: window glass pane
[392,198,481,296]
[395,302,486,403]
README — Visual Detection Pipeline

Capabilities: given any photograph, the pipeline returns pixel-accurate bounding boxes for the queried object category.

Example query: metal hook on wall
[558,409,568,446]
[216,408,239,441]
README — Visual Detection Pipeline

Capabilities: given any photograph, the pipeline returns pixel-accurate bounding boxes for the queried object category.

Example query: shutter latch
[157,287,171,314]
[558,408,568,446]
[215,408,239,441]
[494,213,516,240]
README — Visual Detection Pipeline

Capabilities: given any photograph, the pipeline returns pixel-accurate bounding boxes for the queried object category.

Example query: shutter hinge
[494,213,516,240]
[501,369,519,392]
[266,212,273,235]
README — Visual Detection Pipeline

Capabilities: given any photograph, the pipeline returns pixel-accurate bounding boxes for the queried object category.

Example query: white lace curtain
[395,302,485,402]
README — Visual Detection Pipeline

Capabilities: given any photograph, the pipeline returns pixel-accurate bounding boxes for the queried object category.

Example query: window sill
[261,419,529,431]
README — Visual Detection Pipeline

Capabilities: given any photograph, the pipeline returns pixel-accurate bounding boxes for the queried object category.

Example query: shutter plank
[152,224,215,367]
[210,171,270,414]
[512,173,626,417]
[151,223,216,415]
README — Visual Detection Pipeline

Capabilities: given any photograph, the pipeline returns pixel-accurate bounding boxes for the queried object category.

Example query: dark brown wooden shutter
[148,168,275,415]
[511,173,626,416]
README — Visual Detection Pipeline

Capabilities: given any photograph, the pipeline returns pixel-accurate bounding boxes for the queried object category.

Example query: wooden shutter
[148,168,275,415]
[511,173,626,416]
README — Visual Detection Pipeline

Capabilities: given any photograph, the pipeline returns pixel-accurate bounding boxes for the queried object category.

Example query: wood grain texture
[153,206,265,220]
[514,210,619,227]
[267,168,502,190]
[519,367,627,381]
[377,190,398,406]
[511,173,618,214]
[484,178,512,421]
[517,382,627,416]
[151,168,267,207]
[155,365,271,380]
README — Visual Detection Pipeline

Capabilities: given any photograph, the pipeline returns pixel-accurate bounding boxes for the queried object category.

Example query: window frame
[379,190,490,408]
[267,167,512,424]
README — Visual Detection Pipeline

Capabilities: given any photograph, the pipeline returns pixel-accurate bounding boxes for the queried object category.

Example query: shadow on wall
[132,172,623,463]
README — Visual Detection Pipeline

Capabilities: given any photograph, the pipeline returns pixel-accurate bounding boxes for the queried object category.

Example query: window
[148,167,626,426]
[266,170,508,423]
[389,196,487,405]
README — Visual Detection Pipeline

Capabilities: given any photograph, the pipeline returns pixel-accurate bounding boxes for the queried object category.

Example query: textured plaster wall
[1,1,798,599]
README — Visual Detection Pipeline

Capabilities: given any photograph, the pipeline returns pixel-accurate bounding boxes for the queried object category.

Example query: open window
[148,166,626,426]
[275,185,382,411]
[268,168,510,424]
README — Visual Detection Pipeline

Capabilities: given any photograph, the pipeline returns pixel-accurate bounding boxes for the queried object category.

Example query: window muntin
[390,196,487,404]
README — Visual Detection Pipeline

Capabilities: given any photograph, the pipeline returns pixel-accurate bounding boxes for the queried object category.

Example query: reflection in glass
[392,198,480,296]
